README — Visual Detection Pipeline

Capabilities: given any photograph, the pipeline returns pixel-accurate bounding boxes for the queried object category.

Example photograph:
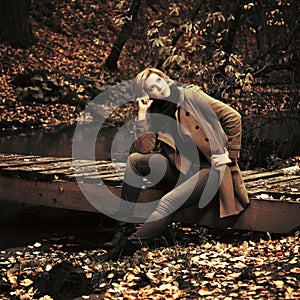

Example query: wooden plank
[0,153,62,163]
[241,169,267,178]
[248,191,300,201]
[66,169,122,179]
[265,174,300,184]
[0,157,41,167]
[245,177,300,190]
[247,188,300,197]
[242,170,283,182]
[0,156,72,168]
[0,154,40,162]
[245,175,300,187]
[38,164,121,181]
[72,173,124,185]
[0,162,72,173]
[86,172,124,179]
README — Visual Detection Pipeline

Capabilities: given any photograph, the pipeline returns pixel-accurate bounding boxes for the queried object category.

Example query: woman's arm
[192,86,242,160]
[133,98,157,154]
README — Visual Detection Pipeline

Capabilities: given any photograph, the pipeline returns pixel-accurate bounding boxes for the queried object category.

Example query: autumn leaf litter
[0,225,299,299]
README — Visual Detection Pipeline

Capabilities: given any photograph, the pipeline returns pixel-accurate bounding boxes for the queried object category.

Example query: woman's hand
[136,97,153,120]
[211,150,232,168]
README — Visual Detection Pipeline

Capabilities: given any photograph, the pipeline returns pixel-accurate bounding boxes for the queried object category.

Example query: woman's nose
[157,84,163,91]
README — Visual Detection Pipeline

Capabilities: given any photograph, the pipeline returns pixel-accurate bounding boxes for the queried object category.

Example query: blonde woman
[100,68,249,261]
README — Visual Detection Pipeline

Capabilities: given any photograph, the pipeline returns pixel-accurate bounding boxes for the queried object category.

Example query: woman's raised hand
[137,97,153,120]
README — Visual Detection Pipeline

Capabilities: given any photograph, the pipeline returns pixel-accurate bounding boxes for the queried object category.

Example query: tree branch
[156,1,202,70]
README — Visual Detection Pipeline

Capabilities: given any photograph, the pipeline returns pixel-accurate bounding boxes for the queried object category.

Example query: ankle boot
[103,222,136,249]
[99,232,138,262]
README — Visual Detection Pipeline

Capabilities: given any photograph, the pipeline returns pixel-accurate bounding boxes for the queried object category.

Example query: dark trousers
[121,152,211,243]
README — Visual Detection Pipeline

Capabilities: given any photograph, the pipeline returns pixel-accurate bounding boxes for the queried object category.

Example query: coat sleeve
[191,87,242,160]
[133,118,157,154]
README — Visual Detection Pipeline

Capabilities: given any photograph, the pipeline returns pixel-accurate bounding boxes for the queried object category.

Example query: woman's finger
[137,98,153,108]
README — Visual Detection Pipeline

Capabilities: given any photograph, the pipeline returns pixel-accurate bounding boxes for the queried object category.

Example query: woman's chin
[161,92,171,99]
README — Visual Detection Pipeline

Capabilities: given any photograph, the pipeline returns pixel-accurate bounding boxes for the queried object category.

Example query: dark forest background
[0,0,299,168]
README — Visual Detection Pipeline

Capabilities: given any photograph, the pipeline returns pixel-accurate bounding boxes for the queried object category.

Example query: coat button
[195,125,199,129]
[185,111,190,116]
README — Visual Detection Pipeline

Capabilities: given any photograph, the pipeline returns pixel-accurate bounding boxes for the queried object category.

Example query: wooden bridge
[0,153,299,234]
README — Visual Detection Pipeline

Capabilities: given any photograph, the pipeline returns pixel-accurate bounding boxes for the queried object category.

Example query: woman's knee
[127,152,167,172]
[127,152,150,175]
[127,152,144,166]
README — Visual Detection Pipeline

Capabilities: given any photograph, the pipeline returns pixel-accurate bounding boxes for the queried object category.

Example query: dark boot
[102,222,136,249]
[119,222,136,236]
[98,232,138,262]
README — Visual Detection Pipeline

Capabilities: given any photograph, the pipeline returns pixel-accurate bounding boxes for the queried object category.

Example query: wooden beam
[0,176,163,213]
[174,199,300,234]
[0,175,299,234]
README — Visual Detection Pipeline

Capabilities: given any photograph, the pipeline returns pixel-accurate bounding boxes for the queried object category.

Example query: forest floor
[0,214,299,300]
[0,1,299,299]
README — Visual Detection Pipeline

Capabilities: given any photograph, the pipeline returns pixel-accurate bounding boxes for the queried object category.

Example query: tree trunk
[105,0,142,71]
[0,0,36,48]
[221,2,244,56]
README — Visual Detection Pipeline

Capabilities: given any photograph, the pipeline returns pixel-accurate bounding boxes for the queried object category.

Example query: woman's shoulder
[182,84,202,96]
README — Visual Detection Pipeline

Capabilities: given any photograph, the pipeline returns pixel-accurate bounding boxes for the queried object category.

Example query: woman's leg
[99,166,212,261]
[121,152,179,204]
[128,167,212,243]
[115,152,179,237]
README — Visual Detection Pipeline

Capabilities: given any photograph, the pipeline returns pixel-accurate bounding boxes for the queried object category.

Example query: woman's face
[144,73,171,99]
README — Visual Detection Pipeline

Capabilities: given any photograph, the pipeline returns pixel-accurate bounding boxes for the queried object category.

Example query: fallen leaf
[273,280,284,289]
[290,267,300,273]
[198,287,213,296]
[20,278,33,287]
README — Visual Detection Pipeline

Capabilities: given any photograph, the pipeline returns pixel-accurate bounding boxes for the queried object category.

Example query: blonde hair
[132,68,170,99]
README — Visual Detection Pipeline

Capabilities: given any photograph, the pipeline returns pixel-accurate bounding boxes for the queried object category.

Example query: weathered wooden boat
[0,153,299,234]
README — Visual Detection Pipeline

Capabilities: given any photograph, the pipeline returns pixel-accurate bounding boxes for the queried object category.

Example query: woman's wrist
[138,111,147,120]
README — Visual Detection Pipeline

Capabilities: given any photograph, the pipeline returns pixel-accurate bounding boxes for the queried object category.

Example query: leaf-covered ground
[0,1,136,133]
[0,223,299,300]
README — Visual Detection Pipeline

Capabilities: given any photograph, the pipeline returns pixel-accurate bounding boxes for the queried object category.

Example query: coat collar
[177,86,185,107]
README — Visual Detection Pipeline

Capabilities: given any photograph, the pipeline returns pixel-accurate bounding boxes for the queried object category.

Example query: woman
[100,68,249,261]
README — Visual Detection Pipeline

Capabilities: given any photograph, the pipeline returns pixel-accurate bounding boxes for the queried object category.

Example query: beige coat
[134,85,249,218]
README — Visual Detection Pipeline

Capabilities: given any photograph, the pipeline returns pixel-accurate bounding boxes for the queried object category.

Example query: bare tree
[105,0,142,71]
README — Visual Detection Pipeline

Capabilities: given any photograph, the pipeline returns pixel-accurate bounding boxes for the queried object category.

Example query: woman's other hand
[137,97,153,120]
[211,150,232,168]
